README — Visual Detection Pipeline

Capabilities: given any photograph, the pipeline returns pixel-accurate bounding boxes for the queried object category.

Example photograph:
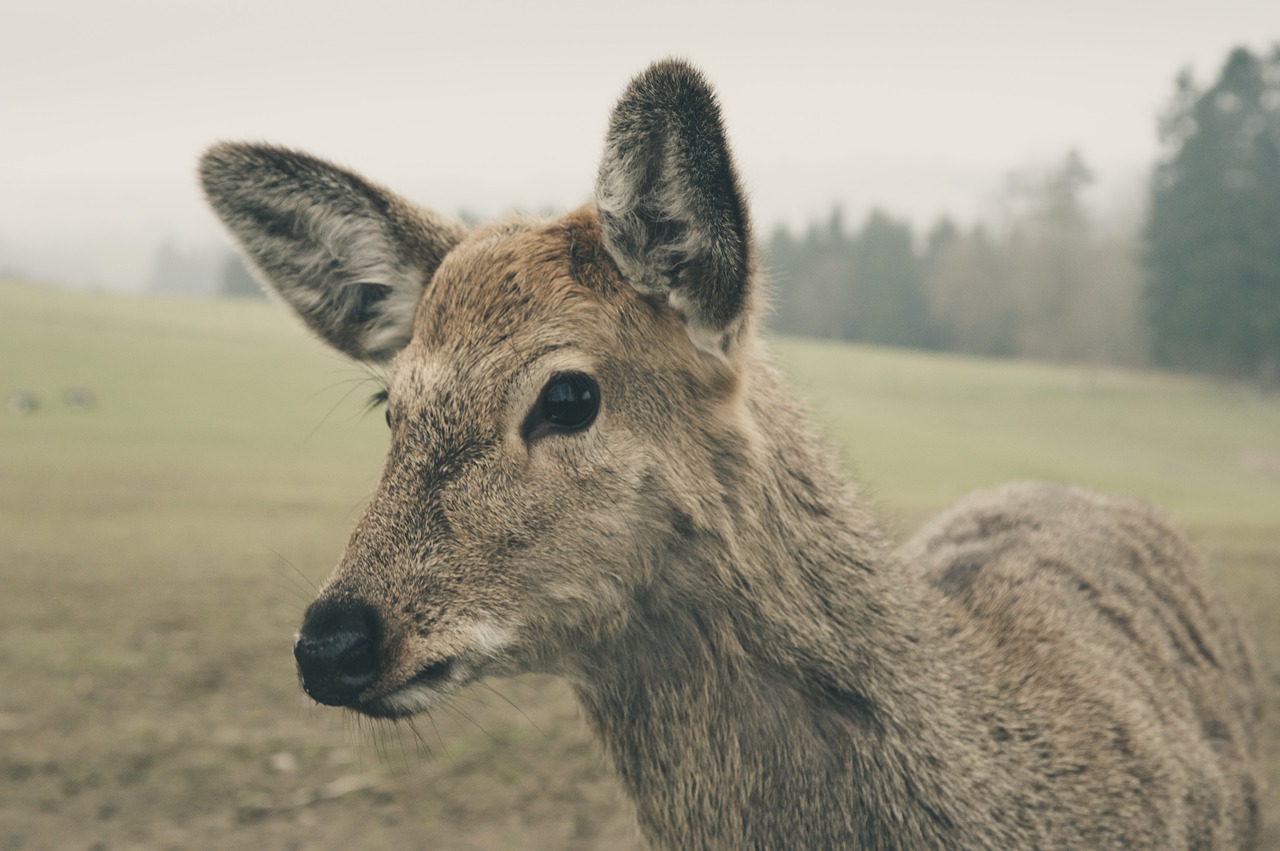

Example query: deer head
[201,60,757,717]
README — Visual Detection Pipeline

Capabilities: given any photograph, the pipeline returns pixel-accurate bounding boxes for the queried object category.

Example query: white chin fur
[375,681,449,717]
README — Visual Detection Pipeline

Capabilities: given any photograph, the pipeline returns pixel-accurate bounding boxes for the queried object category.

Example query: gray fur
[199,142,463,361]
[204,59,1263,849]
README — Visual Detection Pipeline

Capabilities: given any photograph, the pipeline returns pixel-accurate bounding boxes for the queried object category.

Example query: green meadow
[2,279,1277,848]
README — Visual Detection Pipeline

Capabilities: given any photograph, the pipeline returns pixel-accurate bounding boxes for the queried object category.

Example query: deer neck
[570,369,982,848]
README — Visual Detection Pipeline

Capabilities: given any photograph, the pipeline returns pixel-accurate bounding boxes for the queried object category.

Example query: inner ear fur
[199,142,464,362]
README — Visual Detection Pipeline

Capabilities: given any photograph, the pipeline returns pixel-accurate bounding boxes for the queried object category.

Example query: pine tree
[849,210,933,348]
[1146,46,1280,382]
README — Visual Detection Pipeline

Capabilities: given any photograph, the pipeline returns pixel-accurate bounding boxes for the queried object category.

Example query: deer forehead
[407,214,616,353]
[395,211,702,389]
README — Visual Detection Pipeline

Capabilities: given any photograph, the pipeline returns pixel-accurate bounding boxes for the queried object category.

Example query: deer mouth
[409,657,456,687]
[357,657,464,719]
[347,620,516,719]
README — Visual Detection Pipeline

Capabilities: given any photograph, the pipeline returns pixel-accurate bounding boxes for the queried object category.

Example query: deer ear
[199,143,464,362]
[594,60,754,358]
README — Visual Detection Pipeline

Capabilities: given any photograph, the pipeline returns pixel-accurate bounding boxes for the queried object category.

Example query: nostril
[335,634,371,670]
[294,600,382,707]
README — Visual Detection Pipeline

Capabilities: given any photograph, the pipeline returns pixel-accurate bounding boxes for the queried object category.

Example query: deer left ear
[200,142,464,362]
[594,60,754,358]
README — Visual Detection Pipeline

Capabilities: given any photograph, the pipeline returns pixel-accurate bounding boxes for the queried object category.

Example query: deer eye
[385,407,392,429]
[523,372,599,441]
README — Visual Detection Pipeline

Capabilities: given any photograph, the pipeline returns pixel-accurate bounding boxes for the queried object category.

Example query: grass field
[2,278,1278,849]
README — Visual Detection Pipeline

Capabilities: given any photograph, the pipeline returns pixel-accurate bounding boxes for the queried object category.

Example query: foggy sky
[2,0,1276,290]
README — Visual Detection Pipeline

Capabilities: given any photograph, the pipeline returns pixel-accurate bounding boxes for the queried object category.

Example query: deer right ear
[199,143,464,362]
[595,60,753,359]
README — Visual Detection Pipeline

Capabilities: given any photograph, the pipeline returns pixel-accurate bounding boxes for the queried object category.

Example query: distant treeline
[148,242,263,300]
[765,150,1145,368]
[767,44,1280,385]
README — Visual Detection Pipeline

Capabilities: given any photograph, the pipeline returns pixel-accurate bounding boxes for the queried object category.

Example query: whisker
[404,717,433,761]
[264,546,319,602]
[308,372,381,399]
[476,681,546,737]
[440,699,498,744]
[304,366,389,442]
[391,719,413,771]
[422,709,454,764]
[370,717,395,768]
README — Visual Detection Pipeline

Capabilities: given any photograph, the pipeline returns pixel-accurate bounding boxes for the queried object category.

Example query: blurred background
[2,1,1279,848]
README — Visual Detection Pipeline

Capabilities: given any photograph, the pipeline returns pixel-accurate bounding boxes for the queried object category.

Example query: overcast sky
[2,0,1276,289]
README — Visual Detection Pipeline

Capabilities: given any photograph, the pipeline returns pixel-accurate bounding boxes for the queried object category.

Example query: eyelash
[367,388,391,427]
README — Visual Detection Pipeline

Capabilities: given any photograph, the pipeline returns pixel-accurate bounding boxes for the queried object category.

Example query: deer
[200,59,1263,849]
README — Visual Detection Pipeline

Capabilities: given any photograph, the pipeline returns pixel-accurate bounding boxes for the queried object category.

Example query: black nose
[294,599,381,707]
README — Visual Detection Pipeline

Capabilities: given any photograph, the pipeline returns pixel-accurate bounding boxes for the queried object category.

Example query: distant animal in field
[63,387,96,410]
[200,59,1263,849]
[6,392,38,416]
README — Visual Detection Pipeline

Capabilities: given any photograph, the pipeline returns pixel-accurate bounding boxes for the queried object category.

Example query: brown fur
[201,61,1263,849]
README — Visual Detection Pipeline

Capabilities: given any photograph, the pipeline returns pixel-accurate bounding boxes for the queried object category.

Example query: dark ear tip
[625,58,717,104]
[199,140,250,171]
[198,141,258,195]
[640,57,705,81]
[610,60,730,155]
[198,141,304,194]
